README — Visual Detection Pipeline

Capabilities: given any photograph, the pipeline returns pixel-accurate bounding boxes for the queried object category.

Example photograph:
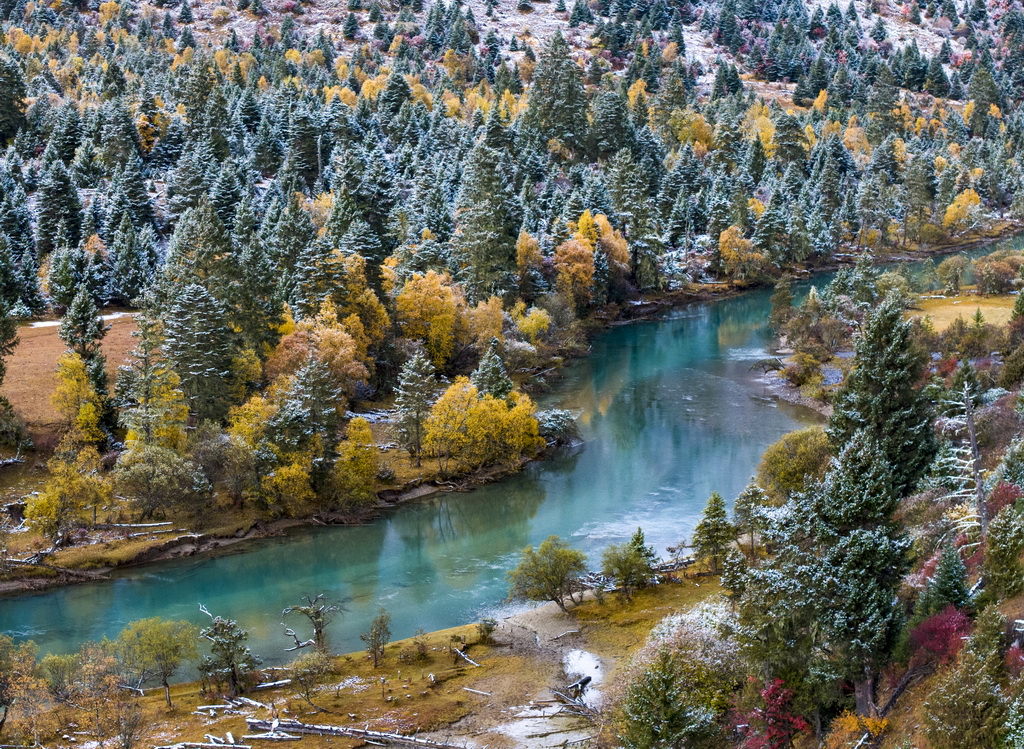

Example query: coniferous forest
[4,0,1024,743]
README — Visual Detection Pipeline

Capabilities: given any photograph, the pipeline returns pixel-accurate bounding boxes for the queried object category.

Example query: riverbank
[15,576,719,748]
[2,221,1020,598]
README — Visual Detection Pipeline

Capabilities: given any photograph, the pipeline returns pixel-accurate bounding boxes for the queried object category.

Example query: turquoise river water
[13,231,1010,667]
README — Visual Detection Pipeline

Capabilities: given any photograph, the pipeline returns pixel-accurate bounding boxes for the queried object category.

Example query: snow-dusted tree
[471,339,513,400]
[395,351,435,466]
[163,284,236,421]
[828,292,936,497]
[691,492,734,573]
[198,607,261,696]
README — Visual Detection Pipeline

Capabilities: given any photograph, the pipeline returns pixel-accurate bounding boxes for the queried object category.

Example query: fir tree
[395,351,434,466]
[691,491,735,573]
[525,34,588,155]
[828,292,936,497]
[471,339,513,399]
[163,283,236,421]
[0,56,26,144]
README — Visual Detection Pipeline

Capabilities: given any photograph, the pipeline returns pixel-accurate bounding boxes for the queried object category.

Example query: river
[4,237,1008,666]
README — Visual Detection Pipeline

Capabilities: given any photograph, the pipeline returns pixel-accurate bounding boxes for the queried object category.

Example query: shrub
[782,352,821,387]
[756,426,832,502]
[910,606,972,667]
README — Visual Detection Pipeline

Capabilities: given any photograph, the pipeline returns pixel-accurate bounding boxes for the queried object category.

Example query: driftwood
[253,679,292,690]
[551,630,579,641]
[155,744,252,749]
[4,558,106,580]
[452,647,480,667]
[245,719,466,748]
[462,687,491,696]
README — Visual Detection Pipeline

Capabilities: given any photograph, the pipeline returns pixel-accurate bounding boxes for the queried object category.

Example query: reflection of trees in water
[388,455,576,591]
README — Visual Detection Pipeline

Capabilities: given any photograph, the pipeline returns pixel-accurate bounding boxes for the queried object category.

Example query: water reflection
[1,284,820,664]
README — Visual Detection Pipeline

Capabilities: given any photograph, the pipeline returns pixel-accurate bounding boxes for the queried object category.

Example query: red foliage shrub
[937,357,960,379]
[987,482,1023,518]
[910,606,972,667]
[740,679,812,749]
[1006,643,1024,678]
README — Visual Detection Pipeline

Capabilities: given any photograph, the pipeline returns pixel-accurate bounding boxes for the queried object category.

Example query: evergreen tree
[395,351,434,466]
[453,142,520,300]
[691,491,735,573]
[828,292,936,497]
[916,541,969,619]
[525,34,588,155]
[163,283,236,421]
[36,162,82,256]
[0,56,26,144]
[471,339,513,399]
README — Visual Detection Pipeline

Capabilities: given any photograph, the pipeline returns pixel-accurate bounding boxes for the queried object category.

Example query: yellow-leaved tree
[718,225,768,280]
[52,352,104,449]
[942,188,982,235]
[423,378,543,475]
[554,238,595,312]
[27,447,111,544]
[332,417,379,506]
[395,271,468,369]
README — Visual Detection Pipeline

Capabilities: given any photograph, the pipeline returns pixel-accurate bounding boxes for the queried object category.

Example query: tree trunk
[163,676,173,708]
[854,672,877,717]
[964,387,988,541]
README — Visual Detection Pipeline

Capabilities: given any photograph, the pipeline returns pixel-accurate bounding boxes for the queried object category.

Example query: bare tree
[282,594,341,653]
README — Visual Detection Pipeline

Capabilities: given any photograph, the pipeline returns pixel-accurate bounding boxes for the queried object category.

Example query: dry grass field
[1,313,137,442]
[906,293,1017,331]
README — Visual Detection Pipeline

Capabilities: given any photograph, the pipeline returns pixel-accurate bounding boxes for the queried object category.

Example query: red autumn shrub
[988,482,1023,518]
[740,678,812,749]
[910,606,972,667]
[1006,643,1024,678]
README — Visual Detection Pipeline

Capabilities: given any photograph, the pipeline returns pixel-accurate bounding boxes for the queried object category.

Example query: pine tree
[59,285,107,363]
[163,284,236,421]
[691,491,735,573]
[117,313,188,451]
[525,34,588,155]
[619,648,718,748]
[917,541,969,619]
[733,481,767,560]
[198,611,261,696]
[471,339,513,399]
[453,142,520,300]
[828,292,936,497]
[36,162,82,256]
[0,56,26,144]
[395,351,435,466]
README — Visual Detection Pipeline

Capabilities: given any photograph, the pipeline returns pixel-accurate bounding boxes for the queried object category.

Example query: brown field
[906,293,1016,331]
[1,313,137,441]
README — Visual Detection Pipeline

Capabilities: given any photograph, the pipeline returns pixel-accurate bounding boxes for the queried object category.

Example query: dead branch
[245,718,467,748]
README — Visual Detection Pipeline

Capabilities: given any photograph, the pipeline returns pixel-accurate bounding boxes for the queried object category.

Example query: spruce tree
[691,491,735,573]
[0,56,26,144]
[453,142,520,300]
[36,162,82,256]
[163,283,236,421]
[395,351,434,466]
[525,34,588,155]
[828,292,936,497]
[471,339,513,399]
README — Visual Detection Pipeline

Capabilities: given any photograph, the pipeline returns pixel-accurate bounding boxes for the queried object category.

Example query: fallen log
[462,687,490,696]
[550,630,579,641]
[154,744,252,749]
[453,647,480,667]
[245,718,466,748]
[4,558,107,580]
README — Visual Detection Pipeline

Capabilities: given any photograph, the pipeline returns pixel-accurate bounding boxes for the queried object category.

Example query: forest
[2,0,1024,742]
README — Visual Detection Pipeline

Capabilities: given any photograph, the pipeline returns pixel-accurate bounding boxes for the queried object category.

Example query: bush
[756,426,832,502]
[782,352,821,387]
[910,606,972,667]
